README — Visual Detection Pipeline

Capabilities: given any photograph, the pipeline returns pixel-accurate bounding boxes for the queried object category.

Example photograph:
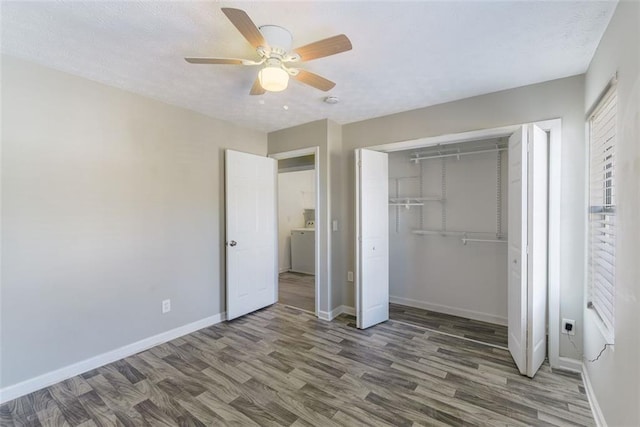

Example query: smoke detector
[324,96,339,104]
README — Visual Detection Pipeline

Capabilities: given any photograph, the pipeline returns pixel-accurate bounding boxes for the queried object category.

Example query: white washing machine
[290,228,315,275]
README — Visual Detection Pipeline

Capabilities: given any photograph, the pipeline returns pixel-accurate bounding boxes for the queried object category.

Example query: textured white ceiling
[1,1,616,133]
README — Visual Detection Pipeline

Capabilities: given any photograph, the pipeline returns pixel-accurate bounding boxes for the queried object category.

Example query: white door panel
[527,124,548,377]
[226,150,277,321]
[356,149,389,329]
[508,126,528,376]
[508,124,549,378]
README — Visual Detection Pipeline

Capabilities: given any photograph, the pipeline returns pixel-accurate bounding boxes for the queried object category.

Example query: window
[588,88,617,337]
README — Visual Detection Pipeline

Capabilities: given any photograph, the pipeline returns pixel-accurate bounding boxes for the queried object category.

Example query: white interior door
[225,150,277,321]
[526,124,548,377]
[355,149,389,329]
[508,125,549,378]
[508,126,528,375]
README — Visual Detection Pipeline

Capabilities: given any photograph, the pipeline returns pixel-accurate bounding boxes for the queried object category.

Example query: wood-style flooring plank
[390,303,508,348]
[1,304,594,426]
[279,272,315,312]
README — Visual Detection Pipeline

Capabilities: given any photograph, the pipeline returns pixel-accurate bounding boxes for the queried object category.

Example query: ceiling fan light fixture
[258,66,289,92]
[185,8,352,95]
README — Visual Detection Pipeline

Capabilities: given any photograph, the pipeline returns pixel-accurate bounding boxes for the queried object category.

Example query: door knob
[229,240,237,247]
[513,259,518,264]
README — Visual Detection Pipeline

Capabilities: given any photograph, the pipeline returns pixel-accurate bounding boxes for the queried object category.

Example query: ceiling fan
[185,8,352,95]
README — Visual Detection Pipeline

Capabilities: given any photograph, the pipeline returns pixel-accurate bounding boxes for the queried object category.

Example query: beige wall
[0,56,267,388]
[583,1,640,425]
[342,75,586,360]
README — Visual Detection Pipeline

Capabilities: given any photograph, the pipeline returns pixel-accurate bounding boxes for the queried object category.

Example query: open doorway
[386,137,510,348]
[272,149,320,315]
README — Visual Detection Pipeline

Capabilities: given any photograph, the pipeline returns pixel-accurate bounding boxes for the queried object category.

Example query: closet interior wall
[388,138,509,325]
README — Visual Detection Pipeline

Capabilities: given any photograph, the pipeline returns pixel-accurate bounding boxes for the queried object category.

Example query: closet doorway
[355,121,561,378]
[271,148,320,315]
[386,137,510,344]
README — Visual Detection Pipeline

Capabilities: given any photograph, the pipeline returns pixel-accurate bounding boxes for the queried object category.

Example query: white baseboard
[557,356,582,373]
[582,363,607,427]
[318,310,331,321]
[318,305,355,321]
[0,312,226,404]
[340,306,355,316]
[389,296,507,326]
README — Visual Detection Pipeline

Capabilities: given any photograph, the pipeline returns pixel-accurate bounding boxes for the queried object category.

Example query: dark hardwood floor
[389,303,508,348]
[279,272,315,313]
[1,304,594,426]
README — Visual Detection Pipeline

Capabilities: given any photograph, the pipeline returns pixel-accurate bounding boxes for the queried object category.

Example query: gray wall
[342,75,586,360]
[328,120,348,311]
[0,56,267,388]
[583,1,640,425]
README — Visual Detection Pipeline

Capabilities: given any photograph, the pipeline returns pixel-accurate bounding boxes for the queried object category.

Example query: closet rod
[462,238,507,245]
[389,203,424,208]
[412,230,467,237]
[411,147,507,162]
[389,197,442,202]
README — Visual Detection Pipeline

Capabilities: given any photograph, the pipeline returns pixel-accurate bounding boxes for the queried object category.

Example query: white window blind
[588,88,616,335]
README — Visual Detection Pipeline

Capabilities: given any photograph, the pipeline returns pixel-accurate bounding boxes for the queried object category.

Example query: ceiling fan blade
[293,69,336,91]
[185,58,244,65]
[293,34,352,61]
[250,78,266,95]
[221,8,266,49]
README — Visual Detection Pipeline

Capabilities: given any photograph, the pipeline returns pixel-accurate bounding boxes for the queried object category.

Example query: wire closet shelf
[391,139,508,244]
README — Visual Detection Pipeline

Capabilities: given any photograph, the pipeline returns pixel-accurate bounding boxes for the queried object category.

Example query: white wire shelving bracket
[389,202,424,208]
[389,197,442,209]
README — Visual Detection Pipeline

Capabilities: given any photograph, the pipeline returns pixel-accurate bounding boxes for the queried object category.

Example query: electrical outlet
[347,271,354,282]
[162,299,171,314]
[562,318,575,336]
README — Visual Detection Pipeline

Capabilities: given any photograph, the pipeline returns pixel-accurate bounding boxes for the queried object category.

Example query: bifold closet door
[225,150,277,321]
[355,148,389,329]
[508,126,528,375]
[526,124,548,378]
[507,125,548,378]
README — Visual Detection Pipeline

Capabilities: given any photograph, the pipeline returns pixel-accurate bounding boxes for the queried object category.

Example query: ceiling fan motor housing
[259,25,293,57]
